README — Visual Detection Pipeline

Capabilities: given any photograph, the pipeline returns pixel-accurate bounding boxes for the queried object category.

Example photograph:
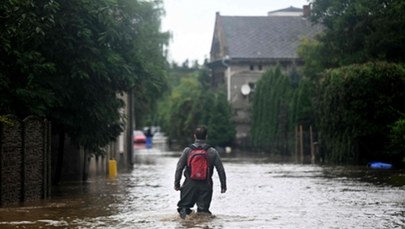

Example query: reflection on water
[0,146,404,228]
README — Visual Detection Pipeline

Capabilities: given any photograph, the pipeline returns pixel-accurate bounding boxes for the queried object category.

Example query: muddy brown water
[0,147,404,228]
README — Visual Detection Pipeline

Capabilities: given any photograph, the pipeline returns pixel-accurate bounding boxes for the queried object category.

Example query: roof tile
[220,16,323,59]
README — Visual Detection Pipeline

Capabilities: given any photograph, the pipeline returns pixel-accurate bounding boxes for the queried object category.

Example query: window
[250,64,263,71]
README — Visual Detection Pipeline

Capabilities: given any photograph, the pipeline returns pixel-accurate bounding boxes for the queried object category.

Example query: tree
[0,0,59,116]
[251,67,292,153]
[310,0,405,66]
[316,62,405,163]
[131,0,170,128]
[207,92,235,147]
[0,0,168,150]
[295,0,405,164]
[290,78,314,126]
[166,76,202,147]
[0,0,169,182]
[297,38,325,81]
[389,118,405,156]
[158,67,235,149]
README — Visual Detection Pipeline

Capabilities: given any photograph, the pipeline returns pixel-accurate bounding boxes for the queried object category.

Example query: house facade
[208,6,323,146]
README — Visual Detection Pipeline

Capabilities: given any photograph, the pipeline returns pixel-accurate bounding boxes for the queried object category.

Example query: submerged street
[0,145,404,228]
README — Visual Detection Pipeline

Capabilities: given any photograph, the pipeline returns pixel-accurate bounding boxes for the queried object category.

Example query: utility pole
[126,88,134,170]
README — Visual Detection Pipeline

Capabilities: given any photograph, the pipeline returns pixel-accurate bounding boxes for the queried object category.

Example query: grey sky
[162,0,309,64]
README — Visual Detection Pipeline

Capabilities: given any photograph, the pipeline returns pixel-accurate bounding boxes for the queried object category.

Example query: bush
[317,62,405,163]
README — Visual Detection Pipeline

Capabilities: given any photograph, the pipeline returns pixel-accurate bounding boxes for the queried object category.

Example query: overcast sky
[161,0,309,64]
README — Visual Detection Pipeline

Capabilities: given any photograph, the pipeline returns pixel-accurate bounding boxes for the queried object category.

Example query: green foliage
[290,77,315,126]
[316,62,405,163]
[251,67,293,153]
[295,0,405,164]
[167,76,202,146]
[0,116,14,126]
[297,38,325,80]
[208,92,236,147]
[0,0,59,116]
[158,67,235,148]
[389,118,405,153]
[310,0,405,66]
[0,0,169,151]
[130,0,170,128]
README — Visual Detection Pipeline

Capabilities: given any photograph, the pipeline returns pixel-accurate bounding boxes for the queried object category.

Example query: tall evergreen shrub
[251,67,292,153]
[316,62,405,163]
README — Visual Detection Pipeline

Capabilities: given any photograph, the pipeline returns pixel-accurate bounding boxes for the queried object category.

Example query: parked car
[133,130,146,143]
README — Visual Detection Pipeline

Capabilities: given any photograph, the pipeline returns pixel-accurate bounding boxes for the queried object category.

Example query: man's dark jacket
[174,140,227,190]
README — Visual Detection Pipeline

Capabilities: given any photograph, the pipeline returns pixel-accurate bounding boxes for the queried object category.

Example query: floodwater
[0,146,404,229]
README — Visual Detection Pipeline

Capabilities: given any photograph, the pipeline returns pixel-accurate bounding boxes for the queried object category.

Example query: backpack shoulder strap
[189,144,210,151]
[202,144,211,151]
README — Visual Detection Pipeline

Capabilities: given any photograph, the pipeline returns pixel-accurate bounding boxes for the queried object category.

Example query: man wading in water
[174,126,227,219]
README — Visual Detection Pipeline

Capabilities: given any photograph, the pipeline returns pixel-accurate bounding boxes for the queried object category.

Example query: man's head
[194,126,208,140]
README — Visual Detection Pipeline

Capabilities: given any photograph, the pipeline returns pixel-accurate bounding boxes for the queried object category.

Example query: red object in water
[133,130,146,143]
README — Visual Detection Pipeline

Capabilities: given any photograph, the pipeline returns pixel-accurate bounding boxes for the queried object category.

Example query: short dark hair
[194,126,208,140]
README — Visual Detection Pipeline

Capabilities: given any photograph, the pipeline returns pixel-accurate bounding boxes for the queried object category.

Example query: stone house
[208,6,323,146]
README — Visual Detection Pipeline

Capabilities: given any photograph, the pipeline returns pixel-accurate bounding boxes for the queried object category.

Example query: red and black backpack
[187,145,210,180]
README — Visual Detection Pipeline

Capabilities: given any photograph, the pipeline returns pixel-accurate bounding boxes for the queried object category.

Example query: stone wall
[0,115,51,206]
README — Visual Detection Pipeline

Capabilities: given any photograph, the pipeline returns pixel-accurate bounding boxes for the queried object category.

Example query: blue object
[368,162,393,169]
[146,137,153,149]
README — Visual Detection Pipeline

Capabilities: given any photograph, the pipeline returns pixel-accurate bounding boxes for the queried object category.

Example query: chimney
[303,5,310,17]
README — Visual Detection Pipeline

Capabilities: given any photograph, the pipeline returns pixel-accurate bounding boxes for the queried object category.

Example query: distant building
[208,6,323,146]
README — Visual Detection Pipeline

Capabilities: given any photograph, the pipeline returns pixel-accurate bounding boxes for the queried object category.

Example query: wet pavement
[0,146,404,228]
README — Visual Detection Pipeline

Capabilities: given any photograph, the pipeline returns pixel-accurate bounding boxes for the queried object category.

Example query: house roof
[268,6,302,14]
[212,14,323,60]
